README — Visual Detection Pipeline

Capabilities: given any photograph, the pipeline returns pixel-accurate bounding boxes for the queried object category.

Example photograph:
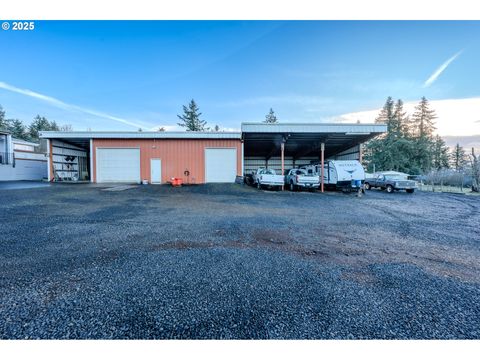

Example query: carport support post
[89,139,94,183]
[321,142,325,193]
[47,139,51,182]
[281,142,285,191]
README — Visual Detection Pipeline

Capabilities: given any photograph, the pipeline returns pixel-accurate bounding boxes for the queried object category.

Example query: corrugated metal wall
[51,140,88,181]
[244,147,360,175]
[244,156,318,175]
[92,139,242,184]
[331,145,360,161]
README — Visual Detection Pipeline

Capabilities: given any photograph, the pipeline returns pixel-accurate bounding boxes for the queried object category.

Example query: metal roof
[241,122,387,158]
[40,131,242,140]
[39,123,387,157]
[241,122,386,134]
[12,138,40,146]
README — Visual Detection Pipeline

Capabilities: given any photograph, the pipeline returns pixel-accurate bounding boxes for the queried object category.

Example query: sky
[0,20,479,139]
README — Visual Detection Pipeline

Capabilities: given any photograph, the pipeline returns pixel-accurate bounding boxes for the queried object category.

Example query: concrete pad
[0,181,51,190]
[101,185,138,192]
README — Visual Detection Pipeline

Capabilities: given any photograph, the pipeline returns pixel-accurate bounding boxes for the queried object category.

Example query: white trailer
[301,160,365,191]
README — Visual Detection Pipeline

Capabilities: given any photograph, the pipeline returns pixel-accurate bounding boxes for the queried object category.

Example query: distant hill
[442,135,480,154]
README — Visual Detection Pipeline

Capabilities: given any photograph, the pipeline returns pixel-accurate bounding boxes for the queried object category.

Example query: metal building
[41,131,243,184]
[40,122,386,186]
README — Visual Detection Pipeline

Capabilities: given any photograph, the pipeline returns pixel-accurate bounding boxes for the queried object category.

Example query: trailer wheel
[386,185,394,193]
[364,183,371,190]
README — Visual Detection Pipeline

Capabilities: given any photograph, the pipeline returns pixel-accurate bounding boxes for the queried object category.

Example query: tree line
[2,99,280,137]
[363,96,471,175]
[0,105,72,142]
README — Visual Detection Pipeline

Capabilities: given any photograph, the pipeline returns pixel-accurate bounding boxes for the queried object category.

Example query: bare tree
[471,147,480,192]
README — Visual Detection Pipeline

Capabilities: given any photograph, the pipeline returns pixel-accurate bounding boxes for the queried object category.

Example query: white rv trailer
[301,160,366,191]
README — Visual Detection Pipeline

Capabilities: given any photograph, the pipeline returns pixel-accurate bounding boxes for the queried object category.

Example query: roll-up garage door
[96,148,141,183]
[205,148,237,183]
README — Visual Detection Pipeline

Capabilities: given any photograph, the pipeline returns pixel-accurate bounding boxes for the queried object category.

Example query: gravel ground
[0,183,479,339]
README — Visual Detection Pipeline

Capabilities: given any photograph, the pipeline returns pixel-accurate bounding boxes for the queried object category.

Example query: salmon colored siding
[92,139,242,184]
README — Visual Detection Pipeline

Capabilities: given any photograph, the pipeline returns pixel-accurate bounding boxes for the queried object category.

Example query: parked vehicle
[284,168,320,191]
[251,167,284,190]
[301,160,365,192]
[364,172,417,193]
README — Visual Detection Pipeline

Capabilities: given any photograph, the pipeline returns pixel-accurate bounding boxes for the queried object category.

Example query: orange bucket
[171,177,183,187]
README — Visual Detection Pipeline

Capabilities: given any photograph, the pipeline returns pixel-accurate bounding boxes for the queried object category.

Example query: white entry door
[151,159,162,184]
[205,148,237,183]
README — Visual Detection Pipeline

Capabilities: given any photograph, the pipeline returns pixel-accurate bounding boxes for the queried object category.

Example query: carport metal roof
[241,122,387,158]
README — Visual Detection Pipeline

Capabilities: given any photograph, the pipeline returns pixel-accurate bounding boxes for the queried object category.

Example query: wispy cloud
[423,50,463,88]
[0,81,146,129]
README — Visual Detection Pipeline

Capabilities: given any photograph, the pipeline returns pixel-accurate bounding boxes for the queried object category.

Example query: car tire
[386,185,394,193]
[406,189,415,193]
[364,183,371,190]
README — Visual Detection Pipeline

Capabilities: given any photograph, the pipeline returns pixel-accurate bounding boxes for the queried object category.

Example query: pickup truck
[284,168,320,191]
[364,173,417,193]
[252,168,284,190]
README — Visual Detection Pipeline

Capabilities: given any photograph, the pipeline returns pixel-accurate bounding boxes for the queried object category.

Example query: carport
[241,123,387,191]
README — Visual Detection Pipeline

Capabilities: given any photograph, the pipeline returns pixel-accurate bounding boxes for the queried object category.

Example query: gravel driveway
[0,183,479,339]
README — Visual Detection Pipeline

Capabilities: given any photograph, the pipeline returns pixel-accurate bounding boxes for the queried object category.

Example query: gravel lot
[0,183,479,339]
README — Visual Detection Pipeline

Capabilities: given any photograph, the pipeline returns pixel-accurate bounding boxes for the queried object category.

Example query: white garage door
[96,148,140,183]
[205,148,237,183]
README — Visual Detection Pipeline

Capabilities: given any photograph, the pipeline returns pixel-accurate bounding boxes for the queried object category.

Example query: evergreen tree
[214,125,220,131]
[410,96,436,140]
[451,143,468,171]
[392,99,409,138]
[374,96,394,127]
[177,99,207,131]
[264,108,278,123]
[365,97,416,173]
[28,115,59,141]
[6,119,28,140]
[431,135,450,170]
[410,97,437,172]
[0,105,7,130]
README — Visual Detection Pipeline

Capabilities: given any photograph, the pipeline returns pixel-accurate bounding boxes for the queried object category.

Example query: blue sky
[0,21,479,133]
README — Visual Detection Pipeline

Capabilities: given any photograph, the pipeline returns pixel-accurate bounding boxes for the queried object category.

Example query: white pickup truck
[284,168,320,191]
[252,168,284,190]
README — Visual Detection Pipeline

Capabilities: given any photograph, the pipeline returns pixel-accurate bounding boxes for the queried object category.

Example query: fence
[418,170,475,194]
